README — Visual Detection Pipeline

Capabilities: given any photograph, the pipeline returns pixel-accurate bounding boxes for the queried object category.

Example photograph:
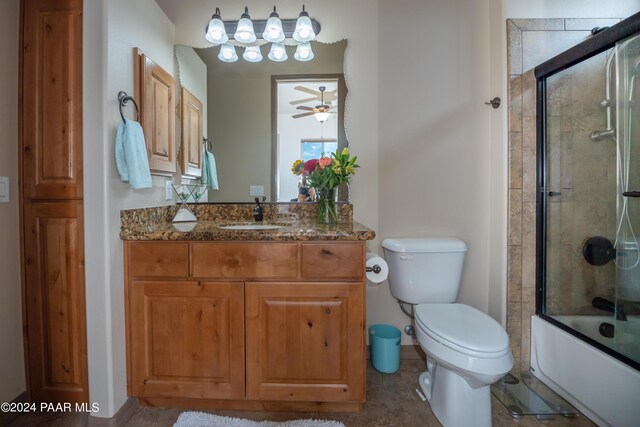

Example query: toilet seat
[415,303,510,359]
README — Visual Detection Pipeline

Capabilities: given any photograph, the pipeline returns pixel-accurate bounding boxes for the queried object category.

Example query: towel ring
[118,91,140,122]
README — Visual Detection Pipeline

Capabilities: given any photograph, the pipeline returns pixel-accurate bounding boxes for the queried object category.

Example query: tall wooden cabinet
[20,0,88,404]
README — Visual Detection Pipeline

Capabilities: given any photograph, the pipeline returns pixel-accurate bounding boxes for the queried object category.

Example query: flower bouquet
[292,147,359,224]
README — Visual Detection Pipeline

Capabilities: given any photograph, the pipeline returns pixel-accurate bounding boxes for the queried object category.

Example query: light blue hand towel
[115,119,152,189]
[202,149,219,190]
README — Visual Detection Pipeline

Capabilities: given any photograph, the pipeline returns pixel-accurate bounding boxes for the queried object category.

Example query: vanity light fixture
[218,43,238,62]
[233,7,257,44]
[243,46,263,62]
[292,5,316,42]
[262,6,285,43]
[268,43,288,62]
[205,7,228,44]
[294,42,314,61]
[205,5,321,62]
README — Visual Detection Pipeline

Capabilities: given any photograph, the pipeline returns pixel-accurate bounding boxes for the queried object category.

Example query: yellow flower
[291,160,304,175]
[332,164,342,175]
[345,165,355,175]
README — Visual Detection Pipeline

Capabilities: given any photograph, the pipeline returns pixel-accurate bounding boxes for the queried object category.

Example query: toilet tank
[381,238,467,304]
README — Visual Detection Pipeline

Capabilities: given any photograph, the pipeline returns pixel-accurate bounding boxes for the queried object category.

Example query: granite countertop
[120,204,375,241]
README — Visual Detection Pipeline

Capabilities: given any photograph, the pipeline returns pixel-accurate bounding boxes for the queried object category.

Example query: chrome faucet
[253,197,265,222]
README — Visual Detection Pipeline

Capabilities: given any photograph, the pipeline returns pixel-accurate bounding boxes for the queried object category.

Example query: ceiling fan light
[293,5,315,42]
[205,8,228,44]
[294,42,314,62]
[218,43,238,62]
[243,46,263,62]
[263,7,285,43]
[314,112,330,123]
[268,43,288,62]
[233,7,256,43]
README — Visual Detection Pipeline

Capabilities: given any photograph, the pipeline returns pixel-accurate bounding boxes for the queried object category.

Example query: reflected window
[301,139,337,162]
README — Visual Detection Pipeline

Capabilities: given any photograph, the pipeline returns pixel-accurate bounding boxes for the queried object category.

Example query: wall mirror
[175,40,348,202]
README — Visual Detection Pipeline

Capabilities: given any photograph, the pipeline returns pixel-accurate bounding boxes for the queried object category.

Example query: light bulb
[293,5,316,42]
[218,43,238,62]
[268,43,288,62]
[298,28,310,39]
[204,8,228,44]
[243,46,263,62]
[263,7,285,43]
[294,42,314,61]
[233,7,256,43]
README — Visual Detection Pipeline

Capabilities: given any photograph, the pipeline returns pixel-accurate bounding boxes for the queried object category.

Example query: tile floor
[5,361,595,427]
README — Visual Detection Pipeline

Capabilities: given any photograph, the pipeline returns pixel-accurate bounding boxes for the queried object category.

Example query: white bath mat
[173,411,345,427]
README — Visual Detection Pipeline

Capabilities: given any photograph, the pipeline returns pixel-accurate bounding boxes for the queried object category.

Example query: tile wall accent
[506,18,620,372]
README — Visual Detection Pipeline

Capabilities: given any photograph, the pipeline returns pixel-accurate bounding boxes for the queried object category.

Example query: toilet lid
[415,303,510,358]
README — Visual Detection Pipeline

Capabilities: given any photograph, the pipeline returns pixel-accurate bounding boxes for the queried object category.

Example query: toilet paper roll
[366,252,389,284]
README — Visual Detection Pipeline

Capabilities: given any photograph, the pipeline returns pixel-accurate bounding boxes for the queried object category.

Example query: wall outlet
[249,185,264,197]
[165,180,173,201]
[0,177,8,203]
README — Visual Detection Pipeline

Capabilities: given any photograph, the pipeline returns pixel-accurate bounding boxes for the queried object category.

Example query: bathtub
[530,315,640,427]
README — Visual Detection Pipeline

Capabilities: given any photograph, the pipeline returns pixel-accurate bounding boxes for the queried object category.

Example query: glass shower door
[540,34,640,368]
[613,33,640,365]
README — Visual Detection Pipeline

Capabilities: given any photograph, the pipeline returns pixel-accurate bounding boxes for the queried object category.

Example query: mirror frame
[271,73,348,202]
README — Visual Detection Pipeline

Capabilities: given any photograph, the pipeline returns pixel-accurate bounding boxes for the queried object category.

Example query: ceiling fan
[289,85,337,105]
[292,86,336,122]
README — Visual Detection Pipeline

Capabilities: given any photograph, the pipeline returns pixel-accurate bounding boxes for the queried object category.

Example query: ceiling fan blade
[294,86,320,96]
[296,106,315,111]
[290,97,318,105]
[292,112,316,118]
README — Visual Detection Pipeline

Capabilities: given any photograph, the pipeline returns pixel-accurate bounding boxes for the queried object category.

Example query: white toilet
[382,237,512,427]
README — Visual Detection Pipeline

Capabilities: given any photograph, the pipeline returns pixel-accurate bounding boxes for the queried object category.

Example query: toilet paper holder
[366,265,382,274]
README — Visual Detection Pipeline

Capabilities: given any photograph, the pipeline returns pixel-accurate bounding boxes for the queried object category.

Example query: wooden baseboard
[0,391,28,426]
[139,397,363,413]
[88,397,138,427]
[366,344,426,361]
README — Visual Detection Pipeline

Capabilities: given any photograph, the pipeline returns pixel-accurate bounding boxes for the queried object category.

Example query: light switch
[0,177,8,203]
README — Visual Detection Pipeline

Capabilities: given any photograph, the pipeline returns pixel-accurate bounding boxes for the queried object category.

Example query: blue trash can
[369,324,401,373]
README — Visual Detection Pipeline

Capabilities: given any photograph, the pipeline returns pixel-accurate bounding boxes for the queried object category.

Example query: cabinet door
[181,87,203,177]
[129,281,244,399]
[246,282,365,402]
[23,202,88,403]
[22,0,83,199]
[139,53,176,174]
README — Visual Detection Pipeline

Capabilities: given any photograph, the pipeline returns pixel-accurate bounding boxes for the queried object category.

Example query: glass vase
[316,187,338,224]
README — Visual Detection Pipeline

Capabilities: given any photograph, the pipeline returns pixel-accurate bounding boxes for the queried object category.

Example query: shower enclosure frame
[535,12,640,372]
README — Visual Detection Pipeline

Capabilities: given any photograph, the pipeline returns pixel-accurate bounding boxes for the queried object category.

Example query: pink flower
[319,157,332,169]
[304,159,319,173]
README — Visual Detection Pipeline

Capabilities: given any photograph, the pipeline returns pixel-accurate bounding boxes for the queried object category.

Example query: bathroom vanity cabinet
[124,240,366,411]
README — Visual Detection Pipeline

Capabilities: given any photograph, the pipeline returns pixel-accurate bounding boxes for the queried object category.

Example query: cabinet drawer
[192,242,298,279]
[127,242,189,278]
[301,243,364,280]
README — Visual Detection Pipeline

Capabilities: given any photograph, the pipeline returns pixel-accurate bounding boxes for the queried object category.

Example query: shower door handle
[623,191,640,197]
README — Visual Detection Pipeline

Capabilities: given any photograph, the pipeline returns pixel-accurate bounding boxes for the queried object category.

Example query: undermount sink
[219,224,284,230]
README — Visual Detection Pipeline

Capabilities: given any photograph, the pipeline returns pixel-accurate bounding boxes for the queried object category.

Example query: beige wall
[83,0,176,418]
[196,41,346,202]
[0,0,25,404]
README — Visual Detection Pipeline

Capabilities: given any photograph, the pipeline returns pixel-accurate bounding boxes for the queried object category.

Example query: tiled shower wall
[506,18,620,372]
